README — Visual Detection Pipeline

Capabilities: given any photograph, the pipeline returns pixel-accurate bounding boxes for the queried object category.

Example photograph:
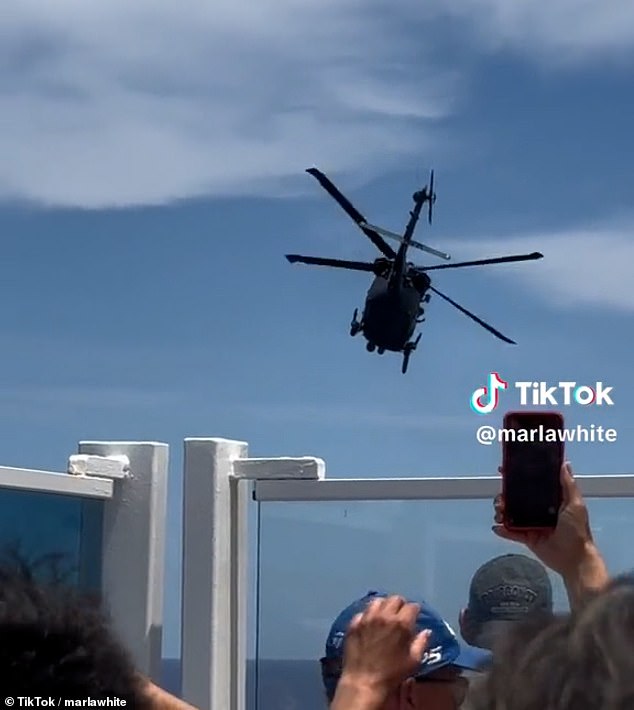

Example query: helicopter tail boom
[360,221,450,261]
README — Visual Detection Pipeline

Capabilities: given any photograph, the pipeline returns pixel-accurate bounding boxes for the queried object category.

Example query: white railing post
[180,440,325,710]
[181,438,249,710]
[77,441,169,682]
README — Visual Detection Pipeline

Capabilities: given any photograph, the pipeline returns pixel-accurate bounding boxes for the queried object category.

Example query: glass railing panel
[250,496,633,710]
[0,488,103,589]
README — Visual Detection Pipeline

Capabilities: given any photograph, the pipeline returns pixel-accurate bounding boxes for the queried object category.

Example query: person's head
[468,611,569,710]
[0,562,149,703]
[560,581,634,708]
[460,554,553,650]
[321,591,491,710]
[471,582,634,710]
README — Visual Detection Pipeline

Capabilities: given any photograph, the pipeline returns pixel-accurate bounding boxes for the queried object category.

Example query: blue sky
[2,0,634,662]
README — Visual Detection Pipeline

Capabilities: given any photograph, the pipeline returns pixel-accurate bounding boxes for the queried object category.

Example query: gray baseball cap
[467,554,553,648]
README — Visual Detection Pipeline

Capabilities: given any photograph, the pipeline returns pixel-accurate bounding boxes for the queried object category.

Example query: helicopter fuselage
[361,271,430,351]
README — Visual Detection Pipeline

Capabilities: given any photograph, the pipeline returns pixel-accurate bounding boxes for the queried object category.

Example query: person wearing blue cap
[321,591,491,709]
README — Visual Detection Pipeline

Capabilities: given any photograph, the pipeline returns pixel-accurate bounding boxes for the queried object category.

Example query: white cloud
[442,222,634,311]
[0,0,455,208]
[2,1,633,209]
[422,0,634,63]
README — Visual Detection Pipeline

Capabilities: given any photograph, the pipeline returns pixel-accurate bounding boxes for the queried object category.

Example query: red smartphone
[501,410,564,530]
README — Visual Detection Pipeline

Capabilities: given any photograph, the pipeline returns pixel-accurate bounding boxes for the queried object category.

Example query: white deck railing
[179,436,634,710]
[0,440,168,683]
[4,436,632,710]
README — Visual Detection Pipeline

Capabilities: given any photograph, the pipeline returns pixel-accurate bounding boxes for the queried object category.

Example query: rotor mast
[403,189,427,247]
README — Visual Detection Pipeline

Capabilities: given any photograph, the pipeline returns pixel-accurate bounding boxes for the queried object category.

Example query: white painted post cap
[67,454,130,478]
[232,456,325,480]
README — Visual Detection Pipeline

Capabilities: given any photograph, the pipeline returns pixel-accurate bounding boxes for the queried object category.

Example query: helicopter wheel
[377,347,385,355]
[350,308,361,336]
[401,350,411,374]
[366,342,376,352]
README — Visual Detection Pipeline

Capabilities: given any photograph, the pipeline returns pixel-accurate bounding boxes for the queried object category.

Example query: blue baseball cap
[321,591,491,697]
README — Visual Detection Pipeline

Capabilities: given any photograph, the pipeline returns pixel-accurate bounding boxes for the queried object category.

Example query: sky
[2,0,634,665]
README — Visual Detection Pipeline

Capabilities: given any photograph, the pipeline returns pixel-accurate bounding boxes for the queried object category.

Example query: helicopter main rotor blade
[360,221,451,261]
[306,168,396,259]
[286,254,377,273]
[416,252,543,271]
[429,286,516,344]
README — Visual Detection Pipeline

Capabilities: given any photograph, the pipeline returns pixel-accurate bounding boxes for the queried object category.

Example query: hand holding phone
[501,410,564,530]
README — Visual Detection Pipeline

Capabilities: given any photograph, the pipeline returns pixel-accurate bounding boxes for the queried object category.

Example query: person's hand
[492,461,596,577]
[341,595,430,693]
[139,676,199,709]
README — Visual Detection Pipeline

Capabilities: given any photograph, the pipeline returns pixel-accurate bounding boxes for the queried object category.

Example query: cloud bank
[423,0,634,63]
[0,0,455,208]
[444,223,634,311]
[1,0,633,208]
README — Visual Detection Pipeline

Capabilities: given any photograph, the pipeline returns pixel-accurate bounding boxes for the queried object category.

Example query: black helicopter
[286,167,543,373]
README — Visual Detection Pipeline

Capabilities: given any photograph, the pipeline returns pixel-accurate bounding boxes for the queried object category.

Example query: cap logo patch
[330,631,345,649]
[421,646,443,665]
[479,584,537,604]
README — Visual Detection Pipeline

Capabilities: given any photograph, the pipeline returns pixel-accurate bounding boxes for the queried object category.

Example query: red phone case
[501,410,564,532]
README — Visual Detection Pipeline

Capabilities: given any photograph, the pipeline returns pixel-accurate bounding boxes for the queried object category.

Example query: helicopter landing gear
[377,347,385,354]
[366,342,376,352]
[350,309,362,336]
[401,333,422,374]
[423,293,431,303]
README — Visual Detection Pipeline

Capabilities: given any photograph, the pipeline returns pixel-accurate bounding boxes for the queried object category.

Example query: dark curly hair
[469,583,634,710]
[0,553,149,704]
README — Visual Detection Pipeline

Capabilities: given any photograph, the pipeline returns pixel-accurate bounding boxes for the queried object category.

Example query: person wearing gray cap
[458,553,553,650]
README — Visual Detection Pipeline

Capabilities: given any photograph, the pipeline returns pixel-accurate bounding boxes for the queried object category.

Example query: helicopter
[286,167,543,373]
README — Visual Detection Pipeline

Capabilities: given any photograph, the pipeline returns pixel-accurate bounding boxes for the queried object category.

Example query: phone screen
[503,412,563,528]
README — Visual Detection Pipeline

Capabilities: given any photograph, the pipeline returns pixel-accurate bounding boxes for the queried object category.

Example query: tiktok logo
[471,373,508,414]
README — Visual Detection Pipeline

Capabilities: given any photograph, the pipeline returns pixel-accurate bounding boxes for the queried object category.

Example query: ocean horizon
[161,658,324,710]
